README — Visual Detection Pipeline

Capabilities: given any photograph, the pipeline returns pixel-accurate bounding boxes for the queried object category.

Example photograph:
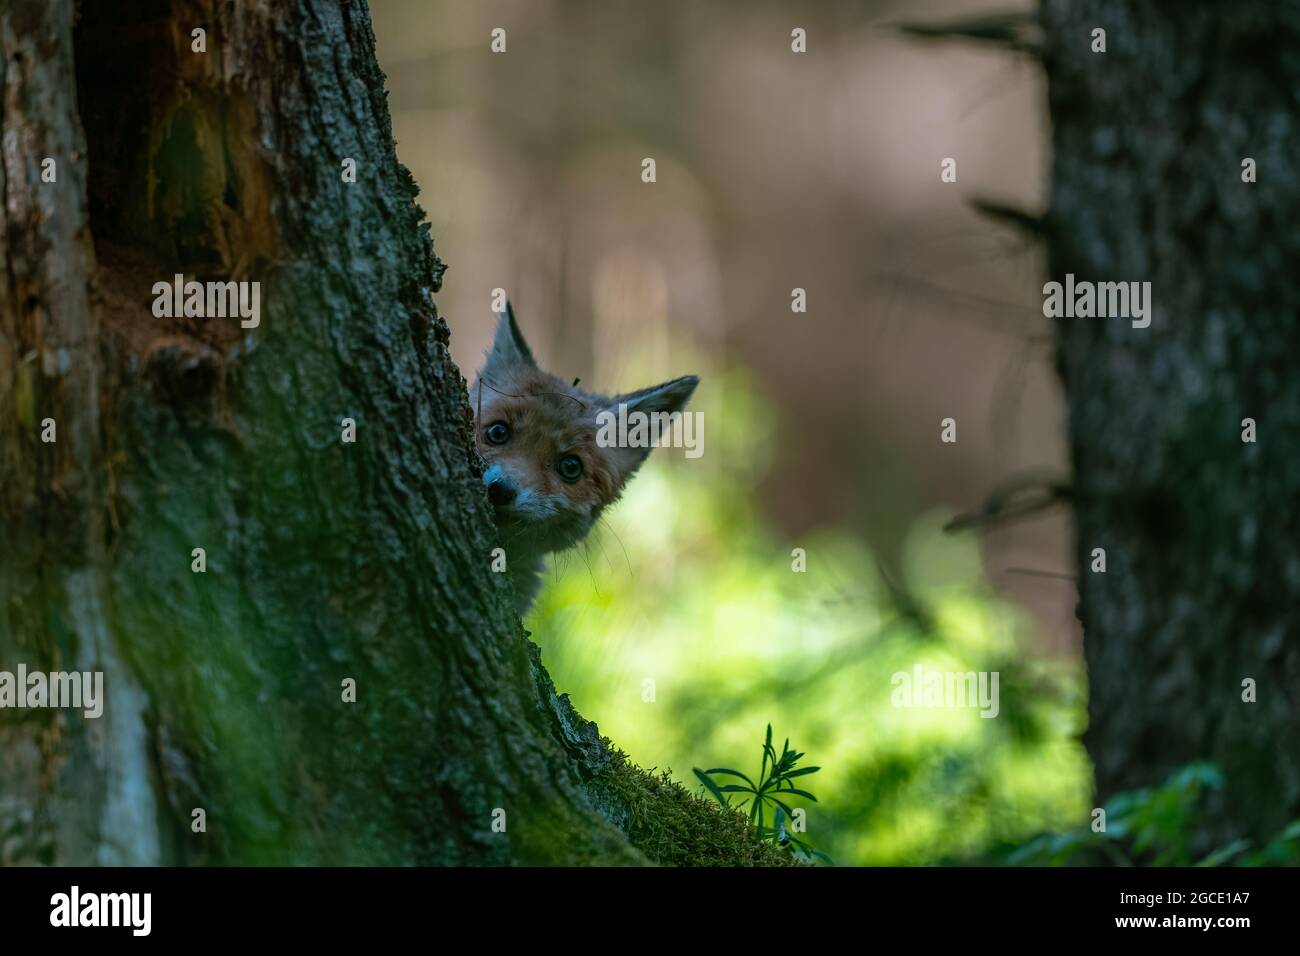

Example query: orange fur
[475,366,624,519]
[472,303,697,613]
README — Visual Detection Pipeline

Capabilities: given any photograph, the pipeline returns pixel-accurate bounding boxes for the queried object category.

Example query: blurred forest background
[371,0,1086,865]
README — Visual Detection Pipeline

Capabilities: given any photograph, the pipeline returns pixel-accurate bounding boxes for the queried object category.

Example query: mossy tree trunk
[1042,0,1300,849]
[0,0,772,867]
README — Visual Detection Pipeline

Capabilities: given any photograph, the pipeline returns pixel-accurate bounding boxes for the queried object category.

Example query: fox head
[471,303,698,558]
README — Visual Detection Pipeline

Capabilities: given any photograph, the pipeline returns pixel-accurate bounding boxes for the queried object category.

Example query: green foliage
[528,360,1091,865]
[999,762,1300,866]
[1245,820,1300,866]
[694,724,830,863]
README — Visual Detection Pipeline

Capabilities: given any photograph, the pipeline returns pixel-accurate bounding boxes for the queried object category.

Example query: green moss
[586,750,800,867]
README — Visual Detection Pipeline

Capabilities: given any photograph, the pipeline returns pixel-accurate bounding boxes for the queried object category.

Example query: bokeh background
[371,0,1087,864]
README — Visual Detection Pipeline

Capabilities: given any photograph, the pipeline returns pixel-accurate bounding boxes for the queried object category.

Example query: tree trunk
[1043,0,1300,848]
[0,0,777,867]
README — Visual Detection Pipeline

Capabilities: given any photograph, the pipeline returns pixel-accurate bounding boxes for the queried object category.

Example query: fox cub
[472,303,698,613]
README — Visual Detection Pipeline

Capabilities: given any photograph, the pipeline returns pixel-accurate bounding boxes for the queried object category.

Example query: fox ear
[482,301,537,376]
[616,375,699,417]
[602,374,701,476]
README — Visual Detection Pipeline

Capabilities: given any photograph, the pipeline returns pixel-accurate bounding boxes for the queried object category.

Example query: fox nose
[487,479,516,507]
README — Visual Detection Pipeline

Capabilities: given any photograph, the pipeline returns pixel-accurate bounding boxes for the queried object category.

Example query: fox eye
[557,455,583,483]
[484,421,511,445]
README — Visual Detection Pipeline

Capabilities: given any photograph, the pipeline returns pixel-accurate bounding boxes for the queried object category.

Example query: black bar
[0,865,1289,941]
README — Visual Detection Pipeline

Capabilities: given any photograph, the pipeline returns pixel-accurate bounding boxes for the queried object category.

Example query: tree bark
[0,0,777,867]
[1043,0,1300,849]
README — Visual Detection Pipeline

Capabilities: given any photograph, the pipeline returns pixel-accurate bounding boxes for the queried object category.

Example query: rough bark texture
[0,0,781,866]
[1043,0,1300,848]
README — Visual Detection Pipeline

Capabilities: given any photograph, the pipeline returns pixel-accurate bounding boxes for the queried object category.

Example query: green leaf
[703,768,757,787]
[763,742,779,777]
[692,768,730,808]
[769,796,798,819]
[783,766,821,778]
[777,787,818,802]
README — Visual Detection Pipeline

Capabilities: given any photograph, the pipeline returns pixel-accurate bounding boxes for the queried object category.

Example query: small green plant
[694,724,831,863]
